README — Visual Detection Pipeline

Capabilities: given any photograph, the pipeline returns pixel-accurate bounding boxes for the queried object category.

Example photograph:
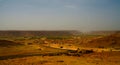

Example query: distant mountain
[0,30,81,37]
[87,31,120,35]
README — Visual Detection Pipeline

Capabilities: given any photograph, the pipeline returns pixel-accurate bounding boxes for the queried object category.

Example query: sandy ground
[0,51,120,65]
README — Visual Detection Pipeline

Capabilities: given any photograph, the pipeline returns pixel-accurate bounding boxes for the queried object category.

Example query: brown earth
[0,31,120,65]
[82,32,120,48]
[0,51,120,65]
[0,40,23,47]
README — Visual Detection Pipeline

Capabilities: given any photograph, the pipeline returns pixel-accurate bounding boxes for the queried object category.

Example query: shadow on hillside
[0,49,93,60]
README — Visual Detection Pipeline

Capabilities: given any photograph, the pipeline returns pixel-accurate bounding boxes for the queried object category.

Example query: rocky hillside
[83,32,120,48]
[0,40,23,47]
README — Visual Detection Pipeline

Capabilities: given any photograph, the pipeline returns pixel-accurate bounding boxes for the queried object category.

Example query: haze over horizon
[0,0,120,32]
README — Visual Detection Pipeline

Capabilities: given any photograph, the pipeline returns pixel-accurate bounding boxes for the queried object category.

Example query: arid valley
[0,0,120,65]
[0,31,120,65]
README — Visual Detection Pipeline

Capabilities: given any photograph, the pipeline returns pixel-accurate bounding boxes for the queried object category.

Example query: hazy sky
[0,0,120,31]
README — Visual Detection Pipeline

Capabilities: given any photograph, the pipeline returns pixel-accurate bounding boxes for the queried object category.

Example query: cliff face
[0,30,80,37]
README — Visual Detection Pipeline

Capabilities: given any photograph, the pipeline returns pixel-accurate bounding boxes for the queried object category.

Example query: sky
[0,0,120,31]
